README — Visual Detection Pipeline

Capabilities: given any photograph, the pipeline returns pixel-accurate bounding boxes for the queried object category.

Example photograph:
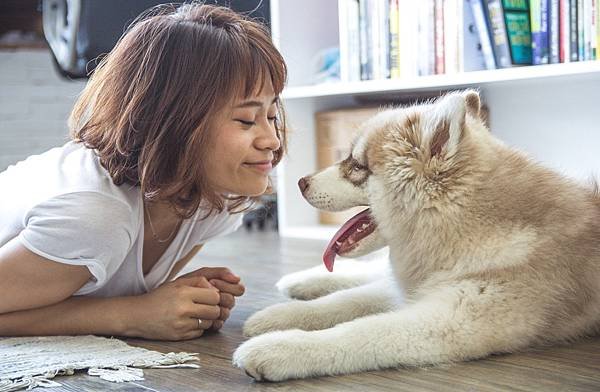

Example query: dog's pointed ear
[463,89,481,118]
[428,91,474,158]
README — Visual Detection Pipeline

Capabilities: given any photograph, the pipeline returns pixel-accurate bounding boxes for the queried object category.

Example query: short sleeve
[18,192,135,294]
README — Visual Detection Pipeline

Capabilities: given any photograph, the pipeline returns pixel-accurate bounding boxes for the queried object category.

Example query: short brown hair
[69,2,287,218]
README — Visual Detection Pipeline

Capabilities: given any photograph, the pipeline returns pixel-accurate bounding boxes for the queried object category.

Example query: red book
[434,0,445,74]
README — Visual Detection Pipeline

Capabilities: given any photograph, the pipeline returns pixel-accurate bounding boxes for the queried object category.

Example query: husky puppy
[233,90,600,381]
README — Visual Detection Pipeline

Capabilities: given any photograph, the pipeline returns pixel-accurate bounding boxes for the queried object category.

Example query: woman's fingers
[185,287,220,305]
[219,306,230,321]
[211,320,224,330]
[209,279,245,296]
[219,292,235,309]
[183,267,240,283]
[187,303,221,320]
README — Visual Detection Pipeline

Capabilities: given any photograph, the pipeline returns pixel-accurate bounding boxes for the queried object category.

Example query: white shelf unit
[271,0,600,240]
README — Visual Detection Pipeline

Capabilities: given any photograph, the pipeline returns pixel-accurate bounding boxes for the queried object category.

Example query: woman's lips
[243,161,273,173]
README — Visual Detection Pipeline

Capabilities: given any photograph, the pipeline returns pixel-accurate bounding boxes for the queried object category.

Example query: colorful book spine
[389,0,401,78]
[577,0,584,60]
[531,0,550,64]
[597,0,600,59]
[347,0,361,80]
[484,0,513,67]
[434,0,445,74]
[417,0,436,75]
[469,0,497,68]
[339,0,360,82]
[377,0,390,79]
[591,0,597,59]
[548,0,560,62]
[502,0,533,64]
[358,0,372,80]
[463,0,489,71]
[559,0,571,62]
[570,0,579,60]
[583,0,591,60]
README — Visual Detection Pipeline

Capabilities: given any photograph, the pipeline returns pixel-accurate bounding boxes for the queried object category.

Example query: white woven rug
[0,335,200,391]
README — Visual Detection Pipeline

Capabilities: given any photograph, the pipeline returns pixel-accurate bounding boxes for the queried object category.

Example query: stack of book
[338,0,599,82]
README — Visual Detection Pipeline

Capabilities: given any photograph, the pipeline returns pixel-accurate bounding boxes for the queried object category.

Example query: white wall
[482,75,600,182]
[0,49,86,171]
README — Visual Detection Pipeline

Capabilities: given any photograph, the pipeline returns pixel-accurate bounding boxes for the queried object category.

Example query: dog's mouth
[323,208,377,272]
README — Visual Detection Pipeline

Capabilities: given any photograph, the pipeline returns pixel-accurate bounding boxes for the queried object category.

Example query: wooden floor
[48,229,600,391]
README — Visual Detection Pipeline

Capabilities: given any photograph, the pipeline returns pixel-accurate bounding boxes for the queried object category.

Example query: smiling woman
[0,3,287,342]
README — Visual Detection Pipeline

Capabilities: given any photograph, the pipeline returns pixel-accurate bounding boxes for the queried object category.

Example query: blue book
[548,0,560,63]
[484,0,513,67]
[531,0,550,64]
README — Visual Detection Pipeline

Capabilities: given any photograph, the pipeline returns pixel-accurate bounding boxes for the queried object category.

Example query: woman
[0,3,287,341]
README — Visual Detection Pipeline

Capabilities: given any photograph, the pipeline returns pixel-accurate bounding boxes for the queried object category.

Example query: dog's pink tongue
[322,208,371,272]
[323,247,336,272]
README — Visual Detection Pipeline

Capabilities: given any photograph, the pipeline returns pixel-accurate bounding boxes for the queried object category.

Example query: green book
[502,0,533,64]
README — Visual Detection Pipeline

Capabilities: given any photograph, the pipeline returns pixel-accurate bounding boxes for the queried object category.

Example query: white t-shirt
[0,141,243,297]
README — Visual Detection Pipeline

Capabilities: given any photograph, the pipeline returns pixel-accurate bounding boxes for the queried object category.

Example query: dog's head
[299,90,491,271]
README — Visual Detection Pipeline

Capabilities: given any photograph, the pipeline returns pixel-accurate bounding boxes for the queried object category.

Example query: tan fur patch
[339,156,371,186]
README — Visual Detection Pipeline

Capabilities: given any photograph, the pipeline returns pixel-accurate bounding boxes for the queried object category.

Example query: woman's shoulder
[0,141,141,211]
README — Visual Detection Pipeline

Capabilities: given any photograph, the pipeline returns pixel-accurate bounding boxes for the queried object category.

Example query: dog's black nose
[298,177,309,193]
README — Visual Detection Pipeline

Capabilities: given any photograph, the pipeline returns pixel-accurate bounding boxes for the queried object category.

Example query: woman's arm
[0,239,222,340]
[0,237,91,314]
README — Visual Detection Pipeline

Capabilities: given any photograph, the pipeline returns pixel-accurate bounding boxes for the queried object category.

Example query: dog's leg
[234,280,543,381]
[243,277,402,337]
[277,253,390,300]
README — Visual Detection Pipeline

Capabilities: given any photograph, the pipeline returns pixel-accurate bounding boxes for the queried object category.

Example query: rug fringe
[0,375,62,392]
[1,352,200,391]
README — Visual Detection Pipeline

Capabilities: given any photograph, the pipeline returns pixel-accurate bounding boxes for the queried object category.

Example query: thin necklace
[144,204,181,243]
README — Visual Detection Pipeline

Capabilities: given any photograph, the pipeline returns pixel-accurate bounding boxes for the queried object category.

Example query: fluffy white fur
[232,90,600,381]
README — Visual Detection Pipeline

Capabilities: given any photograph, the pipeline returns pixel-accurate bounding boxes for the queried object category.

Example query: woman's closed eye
[236,119,256,126]
[235,116,277,127]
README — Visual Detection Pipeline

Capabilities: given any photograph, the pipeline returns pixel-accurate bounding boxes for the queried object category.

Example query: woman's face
[204,81,280,196]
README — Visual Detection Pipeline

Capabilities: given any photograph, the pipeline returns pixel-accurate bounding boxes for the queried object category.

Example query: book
[468,0,498,69]
[531,0,550,64]
[389,0,401,78]
[502,0,533,64]
[570,0,579,60]
[417,0,436,75]
[338,0,361,82]
[359,0,372,80]
[548,0,560,63]
[484,0,513,67]
[559,0,571,62]
[577,0,584,59]
[463,0,489,71]
[434,0,446,74]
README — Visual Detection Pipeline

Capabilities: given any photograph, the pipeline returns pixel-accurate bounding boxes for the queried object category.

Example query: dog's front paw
[276,266,366,300]
[276,272,334,300]
[233,330,324,382]
[243,301,312,337]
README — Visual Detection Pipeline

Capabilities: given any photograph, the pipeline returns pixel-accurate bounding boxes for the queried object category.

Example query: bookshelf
[271,0,600,240]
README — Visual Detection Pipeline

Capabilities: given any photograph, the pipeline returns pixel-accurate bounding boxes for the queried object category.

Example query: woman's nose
[256,122,281,151]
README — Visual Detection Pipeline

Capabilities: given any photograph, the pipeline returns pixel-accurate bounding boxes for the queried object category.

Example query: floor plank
[43,230,600,391]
